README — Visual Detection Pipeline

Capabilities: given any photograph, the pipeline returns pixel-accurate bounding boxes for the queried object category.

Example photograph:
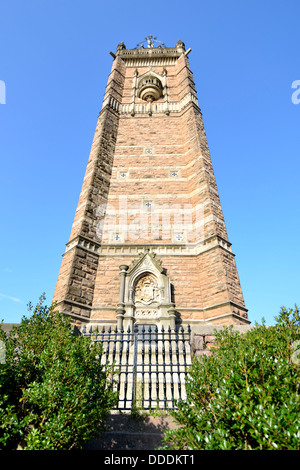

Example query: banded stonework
[53,39,249,331]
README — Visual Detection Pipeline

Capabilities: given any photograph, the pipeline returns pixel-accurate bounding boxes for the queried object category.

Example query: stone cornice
[96,235,233,257]
[117,47,182,61]
[65,235,100,255]
[65,228,233,258]
[101,92,200,115]
[58,304,250,325]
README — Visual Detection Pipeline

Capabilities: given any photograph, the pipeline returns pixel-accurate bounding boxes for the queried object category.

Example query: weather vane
[136,35,166,49]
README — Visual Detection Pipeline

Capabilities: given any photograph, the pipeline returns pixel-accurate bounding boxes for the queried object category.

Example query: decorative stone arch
[136,68,166,102]
[130,67,169,116]
[132,272,160,304]
[116,251,176,331]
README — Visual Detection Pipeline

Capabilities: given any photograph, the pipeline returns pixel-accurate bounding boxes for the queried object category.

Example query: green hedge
[162,306,300,450]
[0,295,118,450]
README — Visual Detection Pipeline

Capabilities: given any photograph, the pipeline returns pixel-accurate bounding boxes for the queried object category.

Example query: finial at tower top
[136,35,166,49]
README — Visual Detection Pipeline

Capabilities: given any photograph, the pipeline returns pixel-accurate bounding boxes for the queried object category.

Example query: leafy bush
[0,295,118,450]
[162,306,300,450]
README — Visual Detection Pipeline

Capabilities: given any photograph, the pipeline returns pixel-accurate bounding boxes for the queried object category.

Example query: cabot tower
[53,37,249,330]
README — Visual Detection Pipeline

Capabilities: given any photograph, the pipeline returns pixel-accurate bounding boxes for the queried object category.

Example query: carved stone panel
[134,273,159,305]
[135,309,159,319]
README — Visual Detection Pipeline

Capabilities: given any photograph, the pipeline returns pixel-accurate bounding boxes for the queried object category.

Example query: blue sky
[0,0,299,326]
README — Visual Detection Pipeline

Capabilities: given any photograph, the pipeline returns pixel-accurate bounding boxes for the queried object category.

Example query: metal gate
[81,324,192,411]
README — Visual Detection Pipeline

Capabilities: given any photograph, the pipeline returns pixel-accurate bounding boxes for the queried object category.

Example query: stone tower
[53,38,249,331]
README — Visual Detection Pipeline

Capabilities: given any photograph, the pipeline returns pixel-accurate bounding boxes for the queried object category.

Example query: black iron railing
[81,324,191,411]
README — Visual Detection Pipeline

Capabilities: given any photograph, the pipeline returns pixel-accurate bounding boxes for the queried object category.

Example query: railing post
[132,324,138,408]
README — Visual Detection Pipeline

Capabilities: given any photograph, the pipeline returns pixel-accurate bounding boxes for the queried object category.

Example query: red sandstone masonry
[53,40,249,327]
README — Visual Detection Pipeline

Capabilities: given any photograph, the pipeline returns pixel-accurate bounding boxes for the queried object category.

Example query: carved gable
[122,250,176,330]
